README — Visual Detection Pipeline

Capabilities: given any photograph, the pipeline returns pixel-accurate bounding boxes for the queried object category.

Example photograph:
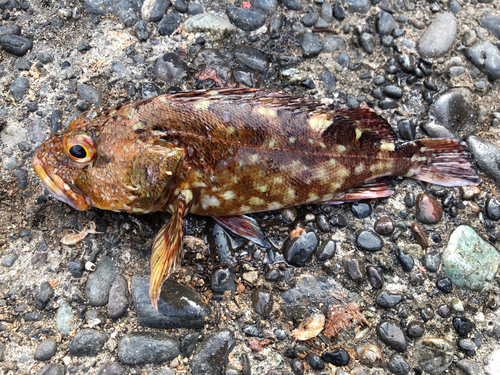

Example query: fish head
[32,111,183,213]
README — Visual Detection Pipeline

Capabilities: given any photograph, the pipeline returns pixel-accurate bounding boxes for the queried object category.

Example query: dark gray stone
[479,15,500,40]
[134,20,149,41]
[34,339,57,361]
[37,364,66,375]
[456,359,480,375]
[158,13,180,36]
[377,321,407,352]
[226,6,265,32]
[429,88,472,130]
[415,337,454,375]
[322,36,346,53]
[141,0,169,22]
[85,256,117,306]
[418,12,456,58]
[0,34,32,56]
[69,329,109,357]
[153,53,189,85]
[253,0,278,14]
[233,45,269,73]
[34,281,54,310]
[283,231,319,266]
[0,23,21,37]
[132,276,212,329]
[2,253,17,267]
[10,76,30,100]
[97,362,126,375]
[107,274,129,318]
[191,330,236,375]
[77,84,103,106]
[280,0,303,11]
[117,332,180,365]
[388,353,410,375]
[377,11,397,36]
[301,33,322,57]
[465,42,500,80]
[344,0,370,13]
[376,292,402,308]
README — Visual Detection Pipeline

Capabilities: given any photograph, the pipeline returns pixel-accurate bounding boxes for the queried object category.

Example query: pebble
[351,202,371,218]
[107,274,129,318]
[411,222,429,249]
[374,216,394,235]
[56,301,74,335]
[345,258,364,282]
[301,33,322,58]
[253,0,278,14]
[366,265,384,289]
[424,251,441,272]
[356,229,383,251]
[158,13,179,36]
[180,333,198,357]
[282,231,318,267]
[453,316,474,337]
[35,281,54,310]
[117,332,180,365]
[479,15,500,40]
[153,53,189,85]
[0,34,32,56]
[359,33,374,54]
[233,45,268,73]
[1,253,17,267]
[251,289,273,317]
[437,304,451,318]
[183,13,236,40]
[436,277,453,293]
[421,122,454,138]
[320,2,333,23]
[280,0,303,11]
[132,276,212,328]
[467,136,500,184]
[191,330,236,374]
[0,23,20,37]
[210,266,236,294]
[322,36,346,53]
[442,225,500,292]
[407,321,425,338]
[134,20,149,41]
[396,248,414,271]
[315,240,336,261]
[376,292,402,308]
[97,362,126,375]
[451,297,464,312]
[188,3,203,15]
[141,0,169,22]
[344,0,370,13]
[418,13,456,58]
[34,339,57,361]
[465,42,500,80]
[76,84,102,106]
[38,364,66,375]
[291,358,304,374]
[387,353,410,375]
[315,214,331,232]
[486,197,500,221]
[377,321,407,352]
[300,11,317,27]
[322,350,350,366]
[85,256,116,306]
[459,339,476,352]
[383,85,403,99]
[68,260,83,278]
[429,88,472,130]
[416,194,442,224]
[10,76,30,100]
[333,2,345,20]
[377,11,397,36]
[456,359,480,375]
[69,329,109,357]
[226,6,265,32]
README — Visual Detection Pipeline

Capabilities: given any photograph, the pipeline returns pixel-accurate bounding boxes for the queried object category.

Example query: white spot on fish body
[249,197,265,205]
[355,164,365,174]
[356,128,363,139]
[249,154,260,164]
[380,142,395,151]
[268,202,282,210]
[201,195,221,209]
[289,137,296,144]
[193,100,211,111]
[257,107,277,117]
[222,191,236,200]
[308,114,333,131]
[240,205,251,212]
[336,145,347,153]
[306,193,319,203]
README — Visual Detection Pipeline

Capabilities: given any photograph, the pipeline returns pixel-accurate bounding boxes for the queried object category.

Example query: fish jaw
[32,153,91,211]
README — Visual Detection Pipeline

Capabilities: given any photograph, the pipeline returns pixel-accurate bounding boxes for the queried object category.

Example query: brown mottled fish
[32,88,480,307]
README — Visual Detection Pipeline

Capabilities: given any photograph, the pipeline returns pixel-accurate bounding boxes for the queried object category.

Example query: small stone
[76,84,102,106]
[424,251,441,272]
[283,231,319,267]
[141,0,169,22]
[366,265,384,289]
[180,333,198,357]
[411,222,429,249]
[253,0,278,14]
[407,321,424,338]
[378,11,397,36]
[351,202,371,218]
[322,350,350,366]
[158,13,180,36]
[0,23,21,37]
[442,225,500,292]
[376,292,402,308]
[2,253,17,267]
[134,20,149,41]
[359,32,374,54]
[388,353,410,375]
[456,359,480,375]
[68,260,83,278]
[356,229,383,251]
[184,13,236,40]
[322,36,346,53]
[453,316,474,337]
[117,332,180,365]
[333,2,345,20]
[97,362,126,375]
[107,274,129,318]
[233,45,269,73]
[35,339,57,361]
[374,216,394,235]
[344,0,370,13]
[396,248,414,271]
[251,289,273,317]
[35,281,54,310]
[451,297,464,312]
[153,53,189,85]
[436,278,453,293]
[459,339,476,351]
[281,0,303,11]
[418,13,457,58]
[416,338,454,375]
[70,329,109,357]
[210,267,236,294]
[191,330,235,374]
[479,15,500,40]
[188,3,203,15]
[416,194,442,224]
[85,256,116,306]
[345,258,365,282]
[10,76,30,100]
[37,364,66,375]
[315,240,336,261]
[301,33,322,58]
[465,42,500,80]
[377,321,407,352]
[0,34,32,56]
[397,119,416,140]
[226,6,265,32]
[320,2,333,22]
[486,197,500,221]
[429,88,472,131]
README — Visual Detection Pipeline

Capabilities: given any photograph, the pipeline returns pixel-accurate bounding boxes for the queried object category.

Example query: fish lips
[32,156,91,211]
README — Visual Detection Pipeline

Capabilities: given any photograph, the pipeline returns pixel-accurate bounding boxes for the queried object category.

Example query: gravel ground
[1,0,500,374]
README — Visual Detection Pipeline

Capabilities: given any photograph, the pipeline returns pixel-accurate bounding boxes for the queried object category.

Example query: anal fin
[213,215,271,248]
[324,178,394,203]
[149,190,192,309]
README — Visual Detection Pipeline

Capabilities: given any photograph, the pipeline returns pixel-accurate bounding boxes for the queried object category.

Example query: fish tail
[403,139,481,187]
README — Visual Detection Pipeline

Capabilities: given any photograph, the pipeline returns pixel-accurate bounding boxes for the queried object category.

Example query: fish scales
[32,88,481,307]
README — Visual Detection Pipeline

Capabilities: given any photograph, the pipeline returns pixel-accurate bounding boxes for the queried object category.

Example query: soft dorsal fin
[328,108,396,141]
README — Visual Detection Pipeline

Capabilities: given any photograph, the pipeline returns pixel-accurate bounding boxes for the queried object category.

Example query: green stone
[442,225,500,292]
[56,301,74,335]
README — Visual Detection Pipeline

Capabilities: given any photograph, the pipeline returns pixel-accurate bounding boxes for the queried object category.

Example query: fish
[32,88,481,307]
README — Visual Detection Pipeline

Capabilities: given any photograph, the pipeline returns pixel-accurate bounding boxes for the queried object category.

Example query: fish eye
[65,134,95,165]
[69,145,87,159]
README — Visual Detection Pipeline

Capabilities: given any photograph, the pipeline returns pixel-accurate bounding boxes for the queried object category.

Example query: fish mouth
[32,156,91,211]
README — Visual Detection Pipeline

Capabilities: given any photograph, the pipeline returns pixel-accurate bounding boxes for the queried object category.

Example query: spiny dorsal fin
[329,108,396,142]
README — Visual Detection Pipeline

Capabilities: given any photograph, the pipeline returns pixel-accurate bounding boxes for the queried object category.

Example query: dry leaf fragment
[324,303,370,339]
[290,226,306,239]
[291,313,325,341]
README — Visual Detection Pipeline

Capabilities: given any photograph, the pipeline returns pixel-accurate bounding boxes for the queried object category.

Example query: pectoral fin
[213,215,271,248]
[149,190,193,308]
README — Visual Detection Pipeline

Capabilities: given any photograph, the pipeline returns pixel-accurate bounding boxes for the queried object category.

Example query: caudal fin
[405,139,481,187]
